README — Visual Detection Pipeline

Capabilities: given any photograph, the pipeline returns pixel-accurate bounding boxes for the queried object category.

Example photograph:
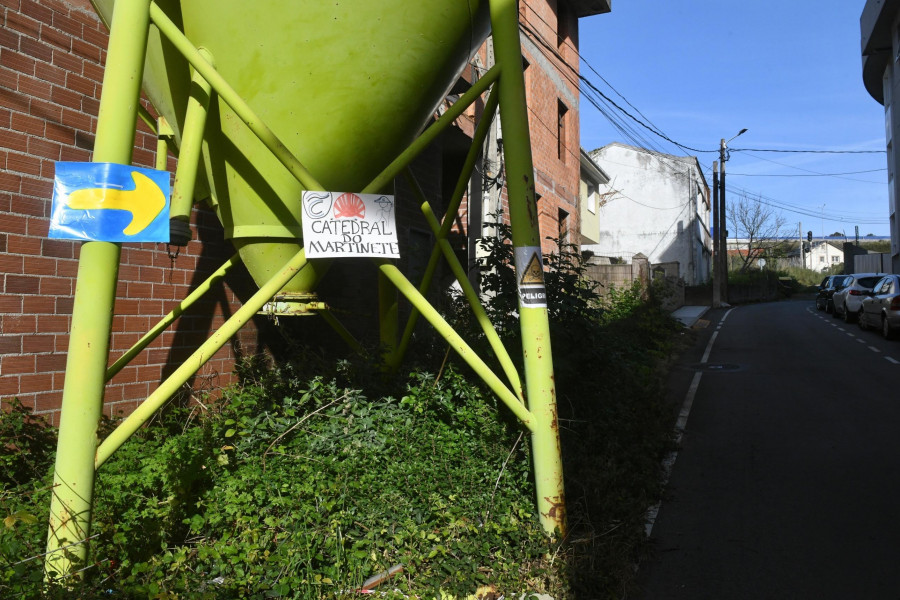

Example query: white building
[779,240,845,271]
[583,143,711,285]
[861,0,900,273]
[579,148,610,246]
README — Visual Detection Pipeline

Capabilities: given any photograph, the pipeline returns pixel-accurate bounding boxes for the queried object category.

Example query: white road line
[856,338,866,344]
[847,333,855,337]
[646,307,734,538]
[837,327,846,332]
[701,331,719,364]
[886,357,900,365]
[869,346,881,353]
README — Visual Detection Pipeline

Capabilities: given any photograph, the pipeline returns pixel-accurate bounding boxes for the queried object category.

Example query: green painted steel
[95,249,313,469]
[489,0,566,535]
[105,253,240,381]
[45,0,153,580]
[91,0,490,294]
[43,3,566,581]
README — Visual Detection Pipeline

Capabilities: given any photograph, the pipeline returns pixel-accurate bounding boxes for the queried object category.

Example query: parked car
[816,274,852,312]
[832,273,886,323]
[858,274,900,340]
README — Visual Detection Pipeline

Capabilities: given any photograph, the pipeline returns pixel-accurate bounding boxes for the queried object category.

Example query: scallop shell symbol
[333,193,366,219]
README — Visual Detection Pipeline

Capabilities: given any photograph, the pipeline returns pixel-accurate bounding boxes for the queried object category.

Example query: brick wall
[520,0,582,257]
[0,0,264,423]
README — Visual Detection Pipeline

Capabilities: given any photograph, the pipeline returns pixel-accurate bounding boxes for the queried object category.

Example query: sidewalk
[670,305,710,328]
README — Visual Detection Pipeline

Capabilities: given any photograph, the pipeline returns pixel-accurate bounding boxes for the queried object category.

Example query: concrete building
[585,143,712,286]
[861,0,900,274]
[578,148,611,245]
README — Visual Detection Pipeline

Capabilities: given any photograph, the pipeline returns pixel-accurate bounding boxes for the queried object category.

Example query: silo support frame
[489,0,565,535]
[44,0,564,580]
[44,0,153,579]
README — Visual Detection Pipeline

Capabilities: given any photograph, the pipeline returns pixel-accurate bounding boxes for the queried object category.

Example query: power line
[732,148,886,154]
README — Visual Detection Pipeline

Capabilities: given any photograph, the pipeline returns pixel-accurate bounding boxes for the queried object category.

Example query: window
[587,183,596,214]
[831,255,839,263]
[557,101,568,163]
[558,208,569,244]
[819,256,825,263]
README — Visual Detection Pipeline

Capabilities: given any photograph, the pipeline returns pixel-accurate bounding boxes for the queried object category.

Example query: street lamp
[714,128,747,307]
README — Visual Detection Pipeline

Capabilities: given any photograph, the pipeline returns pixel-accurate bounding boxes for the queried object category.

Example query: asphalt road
[636,298,900,599]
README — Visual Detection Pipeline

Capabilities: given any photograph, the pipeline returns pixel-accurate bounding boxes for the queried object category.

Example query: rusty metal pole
[489,0,565,536]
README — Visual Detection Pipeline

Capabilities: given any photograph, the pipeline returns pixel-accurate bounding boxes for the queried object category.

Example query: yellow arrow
[66,171,166,236]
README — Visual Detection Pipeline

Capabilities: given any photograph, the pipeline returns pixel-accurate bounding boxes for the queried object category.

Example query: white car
[859,274,900,340]
[832,273,887,323]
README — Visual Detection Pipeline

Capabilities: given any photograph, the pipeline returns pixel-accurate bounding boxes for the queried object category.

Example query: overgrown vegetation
[2,224,683,599]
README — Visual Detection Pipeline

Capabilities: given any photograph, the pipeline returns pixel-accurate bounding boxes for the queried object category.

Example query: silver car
[833,273,886,323]
[859,274,900,340]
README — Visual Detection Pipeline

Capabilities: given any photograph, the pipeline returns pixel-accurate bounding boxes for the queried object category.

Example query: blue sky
[576,1,891,237]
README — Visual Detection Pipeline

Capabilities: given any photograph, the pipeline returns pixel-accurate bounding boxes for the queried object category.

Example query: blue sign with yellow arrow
[49,162,171,242]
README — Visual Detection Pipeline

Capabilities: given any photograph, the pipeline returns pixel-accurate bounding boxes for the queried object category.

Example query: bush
[3,219,684,599]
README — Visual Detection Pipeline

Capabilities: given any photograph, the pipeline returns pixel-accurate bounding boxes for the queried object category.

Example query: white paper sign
[301,191,400,259]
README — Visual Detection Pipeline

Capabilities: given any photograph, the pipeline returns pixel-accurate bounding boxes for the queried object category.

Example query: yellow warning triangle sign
[520,252,544,285]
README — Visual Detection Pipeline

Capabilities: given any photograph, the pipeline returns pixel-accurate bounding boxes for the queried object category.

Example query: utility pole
[712,160,720,307]
[717,129,746,304]
[798,222,804,269]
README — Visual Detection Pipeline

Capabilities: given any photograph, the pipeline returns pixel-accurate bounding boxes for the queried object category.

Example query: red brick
[19,175,51,198]
[38,275,70,295]
[55,257,77,277]
[1,354,34,373]
[42,238,74,258]
[45,121,75,144]
[38,314,69,333]
[22,294,54,313]
[65,71,93,96]
[18,372,53,393]
[54,295,72,314]
[0,254,24,273]
[81,59,102,84]
[23,255,56,276]
[0,24,21,49]
[35,352,65,372]
[19,35,53,62]
[50,47,82,74]
[0,335,22,354]
[1,129,29,153]
[60,106,91,130]
[70,37,99,62]
[80,23,106,50]
[2,221,29,241]
[22,334,53,353]
[6,151,42,175]
[59,145,89,161]
[32,390,62,413]
[0,294,22,312]
[80,94,98,116]
[18,0,53,26]
[4,10,40,38]
[5,274,39,294]
[0,375,20,397]
[0,170,22,193]
[10,110,44,135]
[50,83,80,109]
[1,50,35,76]
[39,22,72,52]
[29,97,62,121]
[26,215,48,236]
[51,12,81,37]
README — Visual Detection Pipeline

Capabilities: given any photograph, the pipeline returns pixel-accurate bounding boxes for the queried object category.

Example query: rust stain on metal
[543,496,566,520]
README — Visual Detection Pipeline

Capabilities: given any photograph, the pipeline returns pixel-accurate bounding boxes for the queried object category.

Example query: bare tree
[728,192,791,272]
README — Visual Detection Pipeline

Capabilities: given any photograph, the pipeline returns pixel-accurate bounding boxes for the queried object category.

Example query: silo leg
[44,0,152,580]
[489,0,566,536]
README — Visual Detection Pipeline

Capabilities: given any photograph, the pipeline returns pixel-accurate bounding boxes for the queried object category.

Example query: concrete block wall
[0,0,262,423]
